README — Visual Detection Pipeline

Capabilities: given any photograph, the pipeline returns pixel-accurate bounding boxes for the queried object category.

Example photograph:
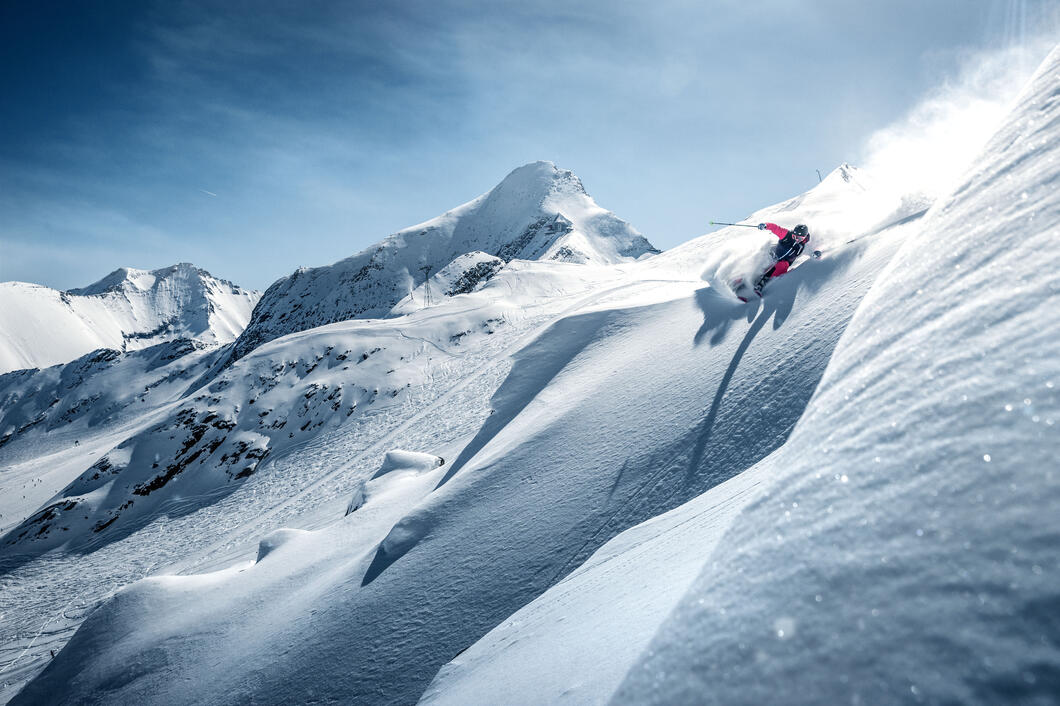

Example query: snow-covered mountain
[3,45,1058,706]
[1,156,899,701]
[0,340,226,530]
[422,46,1060,705]
[0,263,259,374]
[0,153,860,700]
[228,161,657,362]
[0,163,652,564]
[0,157,923,702]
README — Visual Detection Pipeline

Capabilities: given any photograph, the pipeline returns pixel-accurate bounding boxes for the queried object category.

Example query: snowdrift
[423,45,1060,706]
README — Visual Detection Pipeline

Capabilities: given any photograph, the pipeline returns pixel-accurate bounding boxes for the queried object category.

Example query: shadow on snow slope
[13,225,909,706]
[340,239,898,705]
[365,243,863,585]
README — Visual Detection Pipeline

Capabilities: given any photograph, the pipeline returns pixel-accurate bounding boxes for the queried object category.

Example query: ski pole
[710,220,759,229]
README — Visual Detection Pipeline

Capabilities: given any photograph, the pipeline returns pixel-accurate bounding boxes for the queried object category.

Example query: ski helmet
[792,224,809,242]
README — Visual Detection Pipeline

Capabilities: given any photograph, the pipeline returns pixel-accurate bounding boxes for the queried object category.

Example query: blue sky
[0,0,1056,291]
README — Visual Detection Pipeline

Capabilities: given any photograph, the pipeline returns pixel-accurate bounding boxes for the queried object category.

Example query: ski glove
[758,223,767,230]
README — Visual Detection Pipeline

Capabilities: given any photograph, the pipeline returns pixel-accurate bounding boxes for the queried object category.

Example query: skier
[751,222,811,296]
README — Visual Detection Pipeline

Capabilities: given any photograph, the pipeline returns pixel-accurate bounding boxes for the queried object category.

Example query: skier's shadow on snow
[692,286,754,346]
[687,275,801,482]
[693,276,799,348]
[686,252,855,485]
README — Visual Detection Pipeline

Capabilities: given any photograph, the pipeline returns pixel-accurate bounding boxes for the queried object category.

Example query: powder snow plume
[859,24,1058,214]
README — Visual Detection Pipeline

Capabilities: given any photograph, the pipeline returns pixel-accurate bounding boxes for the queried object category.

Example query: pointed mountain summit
[231,161,657,361]
[0,263,259,374]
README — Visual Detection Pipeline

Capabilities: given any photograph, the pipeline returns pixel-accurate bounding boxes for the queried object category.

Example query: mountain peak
[68,263,206,296]
[819,162,866,190]
[228,162,656,362]
[0,264,260,373]
[67,267,145,296]
[469,162,589,228]
[493,161,586,199]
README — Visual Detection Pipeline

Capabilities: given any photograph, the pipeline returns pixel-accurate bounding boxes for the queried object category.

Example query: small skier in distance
[751,222,812,296]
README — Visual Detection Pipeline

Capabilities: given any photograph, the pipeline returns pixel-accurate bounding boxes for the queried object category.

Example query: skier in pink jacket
[752,222,811,295]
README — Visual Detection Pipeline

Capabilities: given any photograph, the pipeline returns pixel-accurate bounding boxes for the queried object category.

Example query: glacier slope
[423,44,1060,706]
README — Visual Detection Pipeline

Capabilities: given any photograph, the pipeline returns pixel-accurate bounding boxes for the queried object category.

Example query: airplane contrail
[199,189,218,197]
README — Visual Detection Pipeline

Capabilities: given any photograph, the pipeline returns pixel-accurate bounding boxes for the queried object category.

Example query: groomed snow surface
[3,45,1059,706]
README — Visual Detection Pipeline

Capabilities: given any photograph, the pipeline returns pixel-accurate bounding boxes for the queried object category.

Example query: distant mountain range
[0,263,259,374]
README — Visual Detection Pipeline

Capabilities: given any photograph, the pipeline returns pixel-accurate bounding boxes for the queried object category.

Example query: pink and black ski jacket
[764,222,809,262]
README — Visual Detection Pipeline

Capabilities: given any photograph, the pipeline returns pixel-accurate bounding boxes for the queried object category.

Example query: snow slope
[0,340,223,531]
[422,45,1060,705]
[0,263,259,374]
[6,151,925,704]
[0,257,639,700]
[228,161,658,362]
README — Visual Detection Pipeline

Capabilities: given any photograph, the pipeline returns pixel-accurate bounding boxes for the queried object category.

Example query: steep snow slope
[7,157,926,704]
[422,45,1060,706]
[0,263,259,374]
[228,161,657,361]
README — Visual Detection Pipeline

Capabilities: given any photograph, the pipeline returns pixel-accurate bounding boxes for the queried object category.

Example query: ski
[729,250,822,302]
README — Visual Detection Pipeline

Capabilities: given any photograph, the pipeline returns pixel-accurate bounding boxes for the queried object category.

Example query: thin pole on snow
[709,221,759,229]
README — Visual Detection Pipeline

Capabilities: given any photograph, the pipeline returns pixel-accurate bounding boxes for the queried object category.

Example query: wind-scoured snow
[227,161,657,362]
[0,263,259,375]
[423,45,1060,706]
